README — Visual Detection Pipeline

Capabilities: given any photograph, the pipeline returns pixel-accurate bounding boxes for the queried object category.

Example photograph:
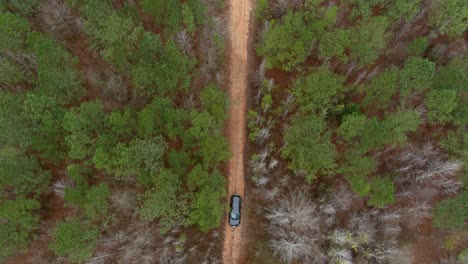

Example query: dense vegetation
[0,0,228,263]
[250,0,467,263]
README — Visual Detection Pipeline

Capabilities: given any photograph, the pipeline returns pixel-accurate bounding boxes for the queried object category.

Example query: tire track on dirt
[222,0,252,263]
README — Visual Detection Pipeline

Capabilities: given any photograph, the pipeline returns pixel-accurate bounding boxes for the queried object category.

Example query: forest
[1,0,228,263]
[247,0,467,263]
[0,0,467,264]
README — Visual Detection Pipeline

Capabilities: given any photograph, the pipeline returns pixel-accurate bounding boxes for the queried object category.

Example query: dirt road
[222,0,252,263]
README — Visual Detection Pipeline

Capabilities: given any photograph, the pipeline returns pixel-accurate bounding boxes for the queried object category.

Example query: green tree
[23,93,67,162]
[433,188,468,230]
[400,56,435,96]
[64,165,110,221]
[63,101,107,160]
[0,12,31,52]
[0,147,51,196]
[188,111,230,170]
[430,0,468,38]
[407,37,428,56]
[340,150,376,196]
[293,66,345,113]
[139,169,190,233]
[6,0,40,16]
[385,0,421,23]
[201,84,229,122]
[362,67,399,108]
[108,107,134,136]
[382,109,421,144]
[0,93,33,147]
[93,12,144,71]
[348,16,389,66]
[426,89,457,124]
[318,29,350,62]
[256,11,314,71]
[93,137,166,182]
[26,32,85,104]
[49,219,99,263]
[367,177,395,208]
[433,57,468,92]
[0,197,40,258]
[132,36,195,96]
[283,114,337,183]
[141,0,183,34]
[190,187,225,232]
[167,149,192,177]
[338,113,367,141]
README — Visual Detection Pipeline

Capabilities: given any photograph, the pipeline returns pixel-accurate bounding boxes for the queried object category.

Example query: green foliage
[349,16,389,66]
[430,0,468,37]
[140,0,204,34]
[23,93,67,162]
[0,147,51,196]
[293,66,345,113]
[340,149,376,197]
[0,57,34,90]
[338,113,367,141]
[132,37,195,96]
[64,165,110,221]
[26,32,85,104]
[141,0,182,34]
[433,188,468,230]
[363,67,399,108]
[318,29,350,62]
[201,85,229,122]
[49,219,99,263]
[190,187,225,232]
[137,97,189,140]
[139,169,190,233]
[367,177,395,208]
[93,137,167,182]
[441,129,468,177]
[381,109,421,144]
[0,197,40,258]
[108,107,134,136]
[186,165,226,232]
[400,56,435,96]
[0,12,31,51]
[0,93,33,147]
[247,110,263,143]
[348,175,371,197]
[385,0,421,22]
[407,37,428,56]
[426,89,457,124]
[347,110,420,153]
[188,111,230,170]
[433,57,468,92]
[167,149,192,177]
[63,101,106,160]
[256,11,314,71]
[93,12,144,71]
[255,0,268,19]
[283,114,337,183]
[182,3,196,33]
[6,0,40,16]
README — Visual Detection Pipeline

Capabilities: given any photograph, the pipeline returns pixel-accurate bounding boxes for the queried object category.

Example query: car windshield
[230,212,239,220]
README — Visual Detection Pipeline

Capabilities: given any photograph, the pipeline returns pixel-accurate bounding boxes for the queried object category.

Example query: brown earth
[222,0,253,263]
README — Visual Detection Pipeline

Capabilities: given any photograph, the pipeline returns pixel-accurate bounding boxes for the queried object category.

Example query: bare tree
[174,30,193,56]
[266,190,328,263]
[395,144,463,195]
[38,0,83,39]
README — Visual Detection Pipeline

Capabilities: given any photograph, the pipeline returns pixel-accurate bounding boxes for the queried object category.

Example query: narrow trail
[222,0,252,263]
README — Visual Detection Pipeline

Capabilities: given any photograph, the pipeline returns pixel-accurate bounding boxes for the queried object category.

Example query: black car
[229,194,242,227]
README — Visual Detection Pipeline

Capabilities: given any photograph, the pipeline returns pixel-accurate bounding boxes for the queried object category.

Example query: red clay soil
[222,0,253,263]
